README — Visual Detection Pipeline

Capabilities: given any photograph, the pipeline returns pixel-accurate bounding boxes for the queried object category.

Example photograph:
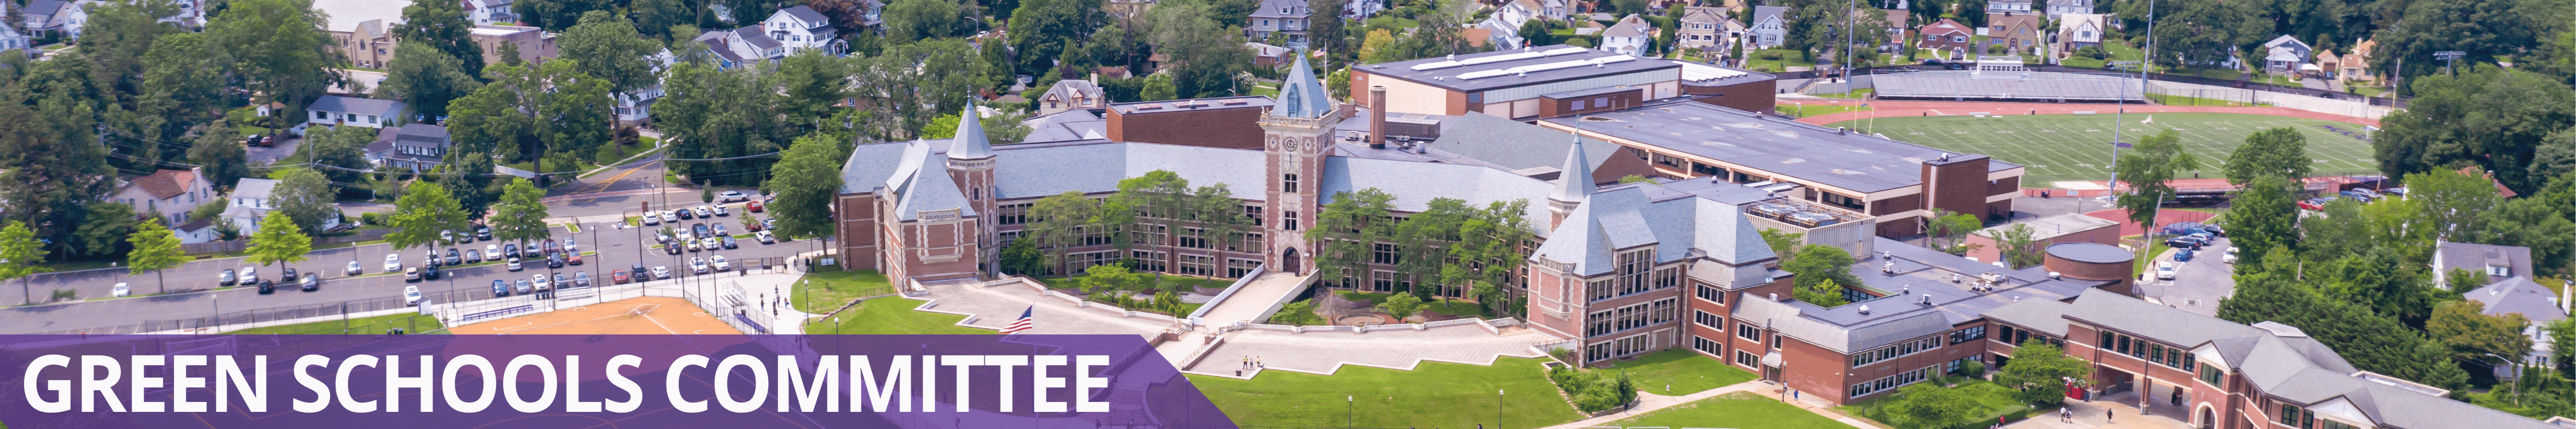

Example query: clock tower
[1260,51,1341,275]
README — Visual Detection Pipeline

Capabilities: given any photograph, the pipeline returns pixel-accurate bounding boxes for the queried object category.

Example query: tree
[385,181,468,253]
[1145,1,1255,98]
[2114,130,2198,234]
[2372,65,2575,193]
[394,0,488,80]
[1076,263,1147,293]
[1308,0,1346,59]
[136,33,231,149]
[1981,223,2044,268]
[1392,198,1472,298]
[766,133,845,239]
[211,0,341,137]
[1008,0,1098,76]
[2217,274,2469,388]
[490,178,552,243]
[1026,191,1101,273]
[2429,300,2535,368]
[300,124,381,187]
[2225,175,2300,265]
[1378,292,1427,320]
[1311,188,1396,288]
[0,221,46,304]
[1759,228,1804,263]
[2225,127,2313,185]
[516,0,615,30]
[1360,28,1400,64]
[269,167,340,235]
[999,238,1046,276]
[1138,74,1177,101]
[560,11,665,94]
[1796,279,1852,307]
[2444,268,2491,295]
[656,62,788,184]
[633,0,689,42]
[1441,200,1534,316]
[186,122,251,186]
[125,220,187,294]
[2119,0,2264,71]
[1924,209,1983,254]
[1888,383,1981,429]
[244,211,314,268]
[1995,339,2089,405]
[883,0,974,43]
[2406,167,2505,242]
[71,203,142,258]
[777,51,852,127]
[2367,0,2557,83]
[0,77,117,258]
[1784,244,1859,306]
[381,43,482,121]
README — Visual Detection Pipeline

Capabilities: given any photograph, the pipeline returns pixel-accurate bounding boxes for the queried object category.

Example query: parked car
[651,266,672,279]
[423,264,442,280]
[713,204,729,217]
[700,237,721,251]
[501,243,521,258]
[507,257,524,271]
[2174,248,2197,262]
[718,190,748,202]
[244,134,269,147]
[2203,225,2226,237]
[567,252,583,265]
[611,269,633,284]
[240,266,260,284]
[345,261,363,276]
[2222,247,2241,264]
[280,268,299,283]
[476,226,493,241]
[112,283,130,298]
[655,231,674,244]
[746,200,764,212]
[514,279,533,294]
[405,285,425,305]
[486,244,502,259]
[548,273,565,290]
[2164,236,2208,248]
[573,271,592,288]
[642,212,661,225]
[444,249,463,266]
[300,273,319,292]
[743,218,764,232]
[689,257,710,274]
[256,279,276,294]
[219,269,237,286]
[684,238,702,252]
[721,236,738,249]
[466,249,483,263]
[2297,197,2337,211]
[762,217,775,231]
[665,242,685,255]
[492,281,511,298]
[403,267,421,282]
[2156,261,2177,280]
[710,255,732,271]
[756,231,776,244]
[542,239,560,255]
[424,250,442,267]
[441,230,458,245]
[546,254,564,268]
[694,206,715,219]
[692,223,711,237]
[675,208,693,220]
[713,223,729,236]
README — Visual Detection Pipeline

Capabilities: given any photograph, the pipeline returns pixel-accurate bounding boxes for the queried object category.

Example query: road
[0,203,828,334]
[2138,236,2238,316]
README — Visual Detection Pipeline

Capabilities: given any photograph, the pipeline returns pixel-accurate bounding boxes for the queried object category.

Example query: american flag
[1000,306,1036,334]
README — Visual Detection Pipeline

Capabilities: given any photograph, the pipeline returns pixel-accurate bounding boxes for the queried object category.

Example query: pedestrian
[2060,407,2072,423]
[2107,409,2114,422]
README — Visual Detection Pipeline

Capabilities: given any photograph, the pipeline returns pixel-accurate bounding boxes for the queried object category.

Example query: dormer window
[2490,265,2512,277]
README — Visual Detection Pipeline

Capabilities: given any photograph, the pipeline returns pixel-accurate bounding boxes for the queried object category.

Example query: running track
[1786,99,2381,127]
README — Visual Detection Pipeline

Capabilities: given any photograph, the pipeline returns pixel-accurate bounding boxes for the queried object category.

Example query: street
[0,198,827,334]
[2137,236,2238,316]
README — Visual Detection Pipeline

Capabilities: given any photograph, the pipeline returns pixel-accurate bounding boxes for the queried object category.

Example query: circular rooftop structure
[2045,242,2131,264]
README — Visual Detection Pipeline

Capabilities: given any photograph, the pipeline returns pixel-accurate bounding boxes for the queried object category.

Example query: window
[1244,206,1263,226]
[1129,251,1167,272]
[1734,350,1759,367]
[1587,279,1614,302]
[1847,365,1939,398]
[1283,211,1298,231]
[1282,174,1299,193]
[1694,310,1722,328]
[2197,363,2224,386]
[1736,324,1761,340]
[1180,228,1208,249]
[1947,326,1986,344]
[1586,310,1614,336]
[2319,419,2359,429]
[1227,258,1261,277]
[1649,299,1677,324]
[315,111,329,120]
[1693,336,1723,355]
[1372,242,1400,264]
[1571,100,1586,110]
[1952,35,1967,42]
[1696,284,1724,304]
[996,203,1031,225]
[1592,97,1609,108]
[2279,404,2314,429]
[2490,265,2512,277]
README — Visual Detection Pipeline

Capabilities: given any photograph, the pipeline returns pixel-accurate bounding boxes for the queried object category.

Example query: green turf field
[1826,112,2379,185]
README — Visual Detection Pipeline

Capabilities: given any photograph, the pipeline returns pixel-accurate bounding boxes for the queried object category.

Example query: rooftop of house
[2465,277,2567,323]
[2435,241,2535,280]
[233,178,280,200]
[123,169,200,200]
[1603,15,1652,38]
[776,5,829,25]
[734,25,783,50]
[1353,45,1679,93]
[1105,95,1276,115]
[1021,109,1109,144]
[1539,100,2018,193]
[23,0,66,16]
[1752,6,1786,24]
[1251,0,1309,18]
[1922,18,1970,33]
[308,95,408,116]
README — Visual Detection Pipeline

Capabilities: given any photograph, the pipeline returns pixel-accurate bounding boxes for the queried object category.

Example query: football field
[1825,112,2379,185]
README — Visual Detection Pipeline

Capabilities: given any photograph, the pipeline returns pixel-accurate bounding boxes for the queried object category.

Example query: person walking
[2060,407,2073,423]
[2107,409,2115,422]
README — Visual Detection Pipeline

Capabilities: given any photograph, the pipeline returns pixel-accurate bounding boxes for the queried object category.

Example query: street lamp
[2484,353,2522,406]
[1345,395,1353,428]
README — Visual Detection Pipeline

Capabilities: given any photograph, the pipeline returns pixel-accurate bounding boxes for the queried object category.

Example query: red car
[746,200,764,213]
[610,269,632,284]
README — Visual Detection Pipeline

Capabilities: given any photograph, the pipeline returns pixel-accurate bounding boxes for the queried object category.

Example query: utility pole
[2107,0,2159,212]
[2434,51,2465,76]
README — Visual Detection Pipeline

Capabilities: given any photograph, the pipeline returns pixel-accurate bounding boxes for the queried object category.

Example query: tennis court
[1826,112,2378,185]
[451,296,741,335]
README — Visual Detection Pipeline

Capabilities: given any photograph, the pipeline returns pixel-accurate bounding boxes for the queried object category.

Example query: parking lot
[2140,236,2238,317]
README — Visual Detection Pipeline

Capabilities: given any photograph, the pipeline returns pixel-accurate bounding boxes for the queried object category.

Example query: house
[220,178,339,234]
[20,0,95,39]
[0,18,29,54]
[2441,241,2564,374]
[1878,9,1909,51]
[462,0,516,25]
[1248,0,1311,46]
[856,0,888,27]
[1986,0,2031,13]
[1479,0,1538,48]
[104,168,217,225]
[173,219,220,244]
[762,6,845,56]
[1676,7,1732,51]
[1918,18,1973,58]
[1037,79,1108,116]
[366,124,450,171]
[613,49,675,125]
[1344,0,1385,18]
[1599,14,1652,57]
[1985,12,2042,55]
[468,25,560,67]
[2314,50,2341,79]
[1246,41,1292,68]
[316,0,409,69]
[2339,39,2377,82]
[2058,13,2104,53]
[2043,0,2091,18]
[1747,6,1788,49]
[299,95,409,131]
[2262,35,2312,74]
[694,27,786,69]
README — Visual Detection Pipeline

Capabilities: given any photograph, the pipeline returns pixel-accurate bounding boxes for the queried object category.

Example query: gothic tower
[946,103,1000,276]
[1261,52,1341,275]
[1547,128,1593,229]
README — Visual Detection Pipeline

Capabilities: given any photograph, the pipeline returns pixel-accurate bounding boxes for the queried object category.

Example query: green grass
[791,270,899,314]
[1600,349,1760,395]
[1827,112,2378,185]
[802,297,993,334]
[2061,42,2145,69]
[1835,380,2055,429]
[225,313,445,335]
[1038,273,1234,293]
[1815,88,1875,99]
[2149,92,2258,107]
[1776,104,1873,117]
[1744,49,1817,73]
[1188,357,1584,429]
[1606,391,1852,429]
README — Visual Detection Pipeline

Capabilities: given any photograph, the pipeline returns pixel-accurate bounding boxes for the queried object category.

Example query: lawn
[1605,391,1852,429]
[1744,49,1817,73]
[1188,357,1583,429]
[1776,104,1873,117]
[791,270,899,314]
[1600,349,1760,395]
[1827,112,2379,185]
[801,296,993,335]
[226,313,445,335]
[2060,42,2145,69]
[1038,273,1236,293]
[1815,88,1875,99]
[1835,380,2055,429]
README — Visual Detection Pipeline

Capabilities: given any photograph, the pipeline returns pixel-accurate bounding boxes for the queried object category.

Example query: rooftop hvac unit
[1747,202,1798,219]
[1785,211,1838,228]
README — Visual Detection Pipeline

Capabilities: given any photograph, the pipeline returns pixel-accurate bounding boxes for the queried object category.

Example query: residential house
[2262,35,2311,74]
[367,124,449,172]
[2058,13,2104,53]
[1248,0,1311,46]
[1344,0,1385,18]
[2338,39,2376,82]
[694,28,786,69]
[2043,0,2091,18]
[1878,9,1909,52]
[613,49,676,125]
[300,95,409,132]
[1479,0,1539,48]
[0,18,29,54]
[221,178,339,233]
[316,0,409,69]
[1918,18,1973,58]
[762,6,845,56]
[1985,12,2041,55]
[105,168,216,225]
[1676,7,1732,51]
[165,0,206,27]
[1986,0,2031,13]
[2440,241,2565,373]
[2314,50,2341,80]
[1748,6,1787,49]
[463,0,517,25]
[1599,14,1651,57]
[468,25,559,67]
[1536,0,1571,21]
[1037,79,1107,116]
[1246,41,1292,68]
[20,0,94,39]
[173,219,220,244]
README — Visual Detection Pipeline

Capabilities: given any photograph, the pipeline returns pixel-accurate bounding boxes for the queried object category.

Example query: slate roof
[778,5,829,25]
[308,95,409,117]
[233,178,280,200]
[22,0,66,16]
[1021,109,1108,143]
[1418,112,1624,174]
[1980,297,2071,335]
[1251,0,1308,18]
[1274,53,1333,118]
[1541,100,2019,193]
[2435,242,2533,281]
[1603,14,1651,38]
[1752,6,1786,25]
[1528,179,1776,277]
[2466,277,2567,323]
[949,104,994,159]
[1320,156,1558,237]
[393,123,449,144]
[735,25,782,50]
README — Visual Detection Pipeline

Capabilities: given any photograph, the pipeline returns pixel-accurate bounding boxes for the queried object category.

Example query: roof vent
[1992,261,2006,267]
[2048,271,2062,280]
[1857,305,1871,314]
[1768,293,1778,302]
[1920,294,1934,306]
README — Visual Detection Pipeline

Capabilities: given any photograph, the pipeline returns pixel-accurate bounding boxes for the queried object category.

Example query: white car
[641,213,661,225]
[2156,261,2178,280]
[756,231,776,244]
[531,274,551,291]
[403,285,424,306]
[485,244,502,260]
[651,266,672,279]
[383,254,404,272]
[240,266,259,284]
[2221,247,2240,264]
[718,190,748,202]
[111,283,130,298]
[710,255,732,271]
[689,257,710,274]
[506,257,524,271]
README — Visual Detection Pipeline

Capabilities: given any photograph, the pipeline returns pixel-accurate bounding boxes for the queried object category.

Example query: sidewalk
[1540,381,1882,429]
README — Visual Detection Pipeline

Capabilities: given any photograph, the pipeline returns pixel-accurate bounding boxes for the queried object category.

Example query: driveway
[2137,236,2236,317]
[246,136,304,165]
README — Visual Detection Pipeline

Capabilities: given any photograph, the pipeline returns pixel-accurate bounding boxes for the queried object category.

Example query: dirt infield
[1785,99,2381,127]
[451,296,742,335]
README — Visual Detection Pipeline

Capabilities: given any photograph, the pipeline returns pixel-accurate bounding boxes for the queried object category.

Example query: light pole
[1497,389,1505,428]
[1346,395,1354,428]
[2485,353,2522,406]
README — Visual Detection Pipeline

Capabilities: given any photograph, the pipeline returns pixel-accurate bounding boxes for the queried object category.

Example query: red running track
[1784,99,2380,127]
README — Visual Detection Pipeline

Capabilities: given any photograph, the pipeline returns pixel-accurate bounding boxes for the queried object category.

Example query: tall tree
[656,61,787,184]
[1785,244,1859,306]
[764,133,846,239]
[134,32,230,151]
[2114,130,2198,234]
[1443,200,1534,316]
[394,0,488,80]
[882,0,975,43]
[186,123,252,187]
[560,10,665,94]
[125,220,188,294]
[1981,223,2045,268]
[634,0,690,42]
[2226,175,2301,264]
[1147,1,1254,98]
[0,85,117,257]
[1890,382,1982,429]
[1759,228,1804,263]
[2122,0,2266,70]
[1027,191,1101,273]
[517,0,616,31]
[300,124,381,187]
[244,211,314,268]
[1309,188,1396,288]
[2372,65,2575,193]
[1995,339,2090,405]
[211,0,342,137]
[385,181,469,253]
[0,221,46,304]
[71,203,142,258]
[491,178,553,244]
[2217,274,2469,388]
[380,43,483,121]
[1308,0,1345,61]
[776,51,851,126]
[2428,300,2534,368]
[1924,208,1983,254]
[1009,0,1098,76]
[2368,0,2558,83]
[2406,167,2505,242]
[2225,127,2314,185]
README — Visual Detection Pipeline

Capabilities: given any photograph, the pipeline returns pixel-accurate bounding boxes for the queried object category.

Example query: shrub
[360,212,385,226]
[1760,51,1784,60]
[51,289,77,302]
[1956,361,1987,379]
[1547,366,1638,413]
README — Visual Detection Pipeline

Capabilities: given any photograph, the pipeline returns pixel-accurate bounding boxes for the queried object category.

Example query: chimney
[1369,85,1389,149]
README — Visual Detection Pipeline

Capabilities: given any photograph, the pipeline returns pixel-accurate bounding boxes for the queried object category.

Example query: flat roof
[1980,213,2119,242]
[1106,96,1274,115]
[1541,101,2020,194]
[1355,45,1681,93]
[1674,60,1777,87]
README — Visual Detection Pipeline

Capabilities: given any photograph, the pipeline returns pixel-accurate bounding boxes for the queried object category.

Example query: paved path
[1186,324,1555,376]
[2005,393,2191,429]
[1787,100,2380,127]
[911,279,1174,337]
[1191,271,1309,327]
[1541,380,1883,429]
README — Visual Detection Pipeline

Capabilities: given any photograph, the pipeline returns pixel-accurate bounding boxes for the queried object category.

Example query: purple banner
[0,334,1236,429]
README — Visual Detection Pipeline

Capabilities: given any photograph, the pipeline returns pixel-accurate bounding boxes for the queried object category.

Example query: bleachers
[1873,70,2146,102]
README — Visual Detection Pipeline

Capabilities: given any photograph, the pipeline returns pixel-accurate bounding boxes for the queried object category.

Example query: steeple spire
[1552,128,1594,203]
[949,102,995,160]
[1272,50,1334,119]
